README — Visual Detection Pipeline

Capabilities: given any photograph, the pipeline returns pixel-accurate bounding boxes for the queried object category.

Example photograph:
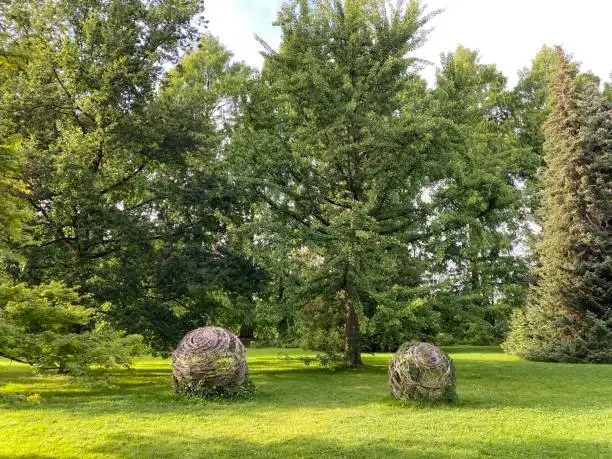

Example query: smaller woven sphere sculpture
[389,342,457,402]
[172,326,247,392]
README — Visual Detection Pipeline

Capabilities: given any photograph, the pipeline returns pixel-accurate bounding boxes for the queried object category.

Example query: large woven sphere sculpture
[172,326,247,392]
[389,342,457,402]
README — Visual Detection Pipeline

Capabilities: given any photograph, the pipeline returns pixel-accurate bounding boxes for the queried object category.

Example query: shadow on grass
[85,432,451,458]
[2,353,611,415]
[7,455,58,459]
[85,432,612,459]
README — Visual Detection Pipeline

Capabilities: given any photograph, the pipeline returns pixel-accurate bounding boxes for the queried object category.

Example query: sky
[204,0,611,88]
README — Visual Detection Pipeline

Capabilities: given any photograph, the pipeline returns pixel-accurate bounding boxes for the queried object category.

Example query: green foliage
[280,349,347,369]
[424,47,536,345]
[510,47,604,229]
[361,297,437,351]
[251,293,301,347]
[0,281,143,376]
[604,80,612,102]
[231,0,441,364]
[139,34,266,349]
[299,295,344,352]
[0,1,266,352]
[0,40,30,259]
[504,48,612,363]
[0,139,29,260]
[0,0,204,341]
[511,46,559,158]
[174,378,256,401]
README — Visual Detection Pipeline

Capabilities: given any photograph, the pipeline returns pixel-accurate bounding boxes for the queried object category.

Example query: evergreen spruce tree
[503,48,612,362]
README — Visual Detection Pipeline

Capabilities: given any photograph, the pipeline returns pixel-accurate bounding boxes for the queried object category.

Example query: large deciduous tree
[0,34,143,376]
[0,1,264,352]
[426,47,537,344]
[503,48,612,362]
[143,34,266,348]
[0,0,204,349]
[231,0,443,364]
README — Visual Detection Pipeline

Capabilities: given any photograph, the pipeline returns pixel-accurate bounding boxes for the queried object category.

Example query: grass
[1,347,611,458]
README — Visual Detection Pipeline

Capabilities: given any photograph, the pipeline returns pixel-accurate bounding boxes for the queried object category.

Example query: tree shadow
[85,432,612,459]
[86,432,447,458]
[2,353,611,415]
[7,455,59,459]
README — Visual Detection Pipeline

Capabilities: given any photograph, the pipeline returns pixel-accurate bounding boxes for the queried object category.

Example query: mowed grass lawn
[1,347,611,458]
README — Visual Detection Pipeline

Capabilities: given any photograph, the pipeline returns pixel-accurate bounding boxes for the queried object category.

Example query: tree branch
[51,67,96,128]
[100,162,148,194]
[0,354,31,366]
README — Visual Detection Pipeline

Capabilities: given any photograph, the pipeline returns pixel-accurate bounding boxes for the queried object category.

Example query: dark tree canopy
[0,1,264,353]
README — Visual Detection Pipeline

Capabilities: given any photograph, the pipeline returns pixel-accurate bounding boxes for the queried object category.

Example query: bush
[503,307,612,363]
[0,282,144,378]
[174,378,256,401]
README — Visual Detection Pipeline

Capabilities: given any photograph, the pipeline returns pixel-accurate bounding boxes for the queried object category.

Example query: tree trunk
[343,295,362,365]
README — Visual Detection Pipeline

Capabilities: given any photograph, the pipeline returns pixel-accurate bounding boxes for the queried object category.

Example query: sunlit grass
[1,347,611,458]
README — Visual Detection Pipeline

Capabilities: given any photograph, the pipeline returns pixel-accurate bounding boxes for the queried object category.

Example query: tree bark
[343,295,362,365]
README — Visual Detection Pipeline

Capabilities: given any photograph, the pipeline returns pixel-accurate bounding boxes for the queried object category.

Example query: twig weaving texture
[389,342,456,402]
[172,326,247,390]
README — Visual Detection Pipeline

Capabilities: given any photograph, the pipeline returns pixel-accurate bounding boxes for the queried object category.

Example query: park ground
[1,347,611,458]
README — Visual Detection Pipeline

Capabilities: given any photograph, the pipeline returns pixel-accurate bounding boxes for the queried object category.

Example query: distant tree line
[0,0,609,374]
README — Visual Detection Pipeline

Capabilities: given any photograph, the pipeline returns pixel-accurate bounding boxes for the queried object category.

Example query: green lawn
[1,347,611,458]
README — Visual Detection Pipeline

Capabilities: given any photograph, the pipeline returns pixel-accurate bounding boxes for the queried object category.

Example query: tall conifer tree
[504,48,612,362]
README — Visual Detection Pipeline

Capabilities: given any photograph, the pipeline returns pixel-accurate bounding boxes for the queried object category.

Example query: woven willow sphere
[172,326,247,391]
[389,342,457,402]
